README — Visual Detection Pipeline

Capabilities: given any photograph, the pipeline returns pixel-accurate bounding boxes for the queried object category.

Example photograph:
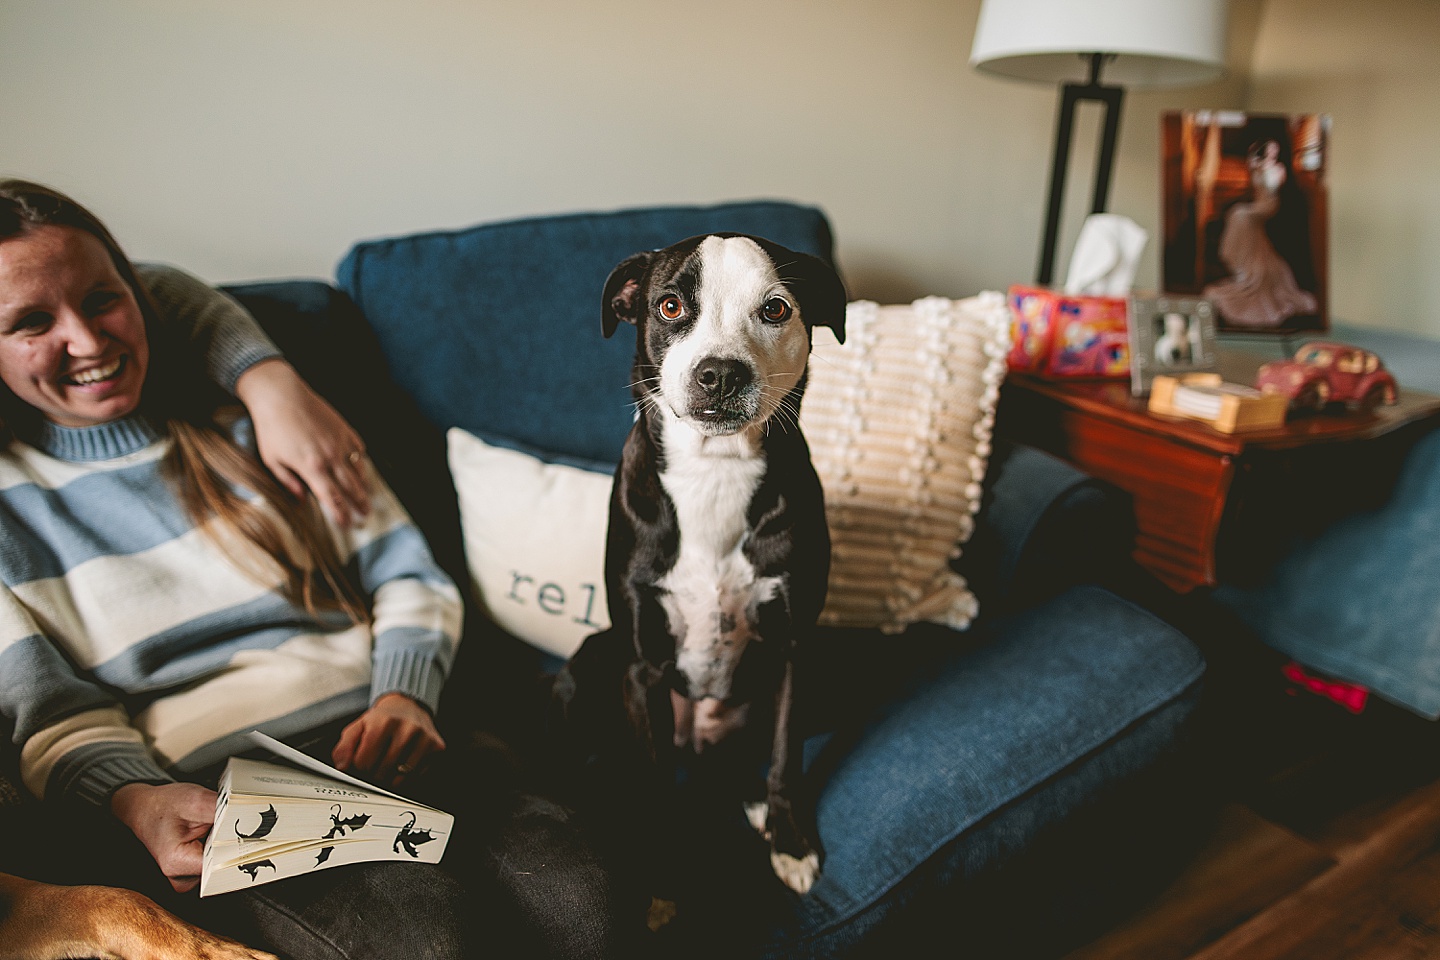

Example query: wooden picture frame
[1129,295,1218,396]
[1161,110,1329,335]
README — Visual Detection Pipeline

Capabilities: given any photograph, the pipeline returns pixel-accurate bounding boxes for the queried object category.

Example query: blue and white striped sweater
[0,415,462,806]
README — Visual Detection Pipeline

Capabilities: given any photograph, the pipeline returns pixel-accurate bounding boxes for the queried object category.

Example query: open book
[199,733,453,897]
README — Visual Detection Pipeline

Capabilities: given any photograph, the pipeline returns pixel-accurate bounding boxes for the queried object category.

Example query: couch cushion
[783,585,1204,954]
[335,200,835,466]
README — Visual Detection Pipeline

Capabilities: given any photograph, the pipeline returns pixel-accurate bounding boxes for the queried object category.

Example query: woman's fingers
[327,455,372,525]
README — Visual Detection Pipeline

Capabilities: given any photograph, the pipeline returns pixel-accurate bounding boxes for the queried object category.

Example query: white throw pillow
[447,293,1010,655]
[447,429,611,659]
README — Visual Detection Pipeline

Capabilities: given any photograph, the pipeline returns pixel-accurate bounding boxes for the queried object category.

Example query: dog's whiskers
[771,408,802,434]
[758,388,804,435]
[633,393,665,418]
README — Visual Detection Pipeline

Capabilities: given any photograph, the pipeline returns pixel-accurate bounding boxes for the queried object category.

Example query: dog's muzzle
[686,356,758,429]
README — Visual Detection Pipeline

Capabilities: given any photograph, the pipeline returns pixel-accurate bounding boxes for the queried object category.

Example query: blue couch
[228,200,1205,957]
[0,200,1206,958]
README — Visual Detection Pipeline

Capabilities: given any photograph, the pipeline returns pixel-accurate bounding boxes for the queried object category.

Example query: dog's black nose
[694,358,752,400]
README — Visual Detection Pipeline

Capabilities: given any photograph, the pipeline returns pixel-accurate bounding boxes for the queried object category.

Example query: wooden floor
[1062,646,1440,960]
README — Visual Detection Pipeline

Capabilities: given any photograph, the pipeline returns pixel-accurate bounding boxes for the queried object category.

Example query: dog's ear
[772,249,848,345]
[602,252,652,338]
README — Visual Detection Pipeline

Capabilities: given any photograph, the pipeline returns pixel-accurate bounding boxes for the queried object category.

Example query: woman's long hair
[0,179,365,623]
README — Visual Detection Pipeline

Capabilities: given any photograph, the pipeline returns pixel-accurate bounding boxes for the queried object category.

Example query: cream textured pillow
[801,294,1011,633]
[447,429,611,659]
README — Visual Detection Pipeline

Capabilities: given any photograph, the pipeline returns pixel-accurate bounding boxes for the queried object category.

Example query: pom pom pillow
[802,294,1010,632]
[449,293,1010,657]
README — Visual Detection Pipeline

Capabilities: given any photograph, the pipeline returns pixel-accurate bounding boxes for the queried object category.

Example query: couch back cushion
[335,200,835,466]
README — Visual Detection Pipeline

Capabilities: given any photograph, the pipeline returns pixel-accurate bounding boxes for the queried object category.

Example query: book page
[222,758,397,805]
[244,731,413,803]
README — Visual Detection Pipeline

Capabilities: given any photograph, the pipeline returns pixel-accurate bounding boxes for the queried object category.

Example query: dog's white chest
[657,442,781,700]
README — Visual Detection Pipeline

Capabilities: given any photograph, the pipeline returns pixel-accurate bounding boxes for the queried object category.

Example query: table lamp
[970,0,1227,286]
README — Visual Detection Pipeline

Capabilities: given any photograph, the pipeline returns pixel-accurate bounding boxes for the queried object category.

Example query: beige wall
[1,0,1435,336]
[1245,0,1440,337]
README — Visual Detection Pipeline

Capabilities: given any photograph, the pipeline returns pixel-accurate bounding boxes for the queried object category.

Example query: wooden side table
[995,353,1440,593]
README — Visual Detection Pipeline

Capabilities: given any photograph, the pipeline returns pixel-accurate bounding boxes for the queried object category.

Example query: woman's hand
[332,693,446,789]
[233,358,371,526]
[109,782,219,894]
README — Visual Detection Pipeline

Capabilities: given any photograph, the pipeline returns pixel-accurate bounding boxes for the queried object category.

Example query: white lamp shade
[970,0,1227,88]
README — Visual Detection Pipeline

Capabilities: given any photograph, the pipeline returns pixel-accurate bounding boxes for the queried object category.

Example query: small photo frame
[1129,295,1218,396]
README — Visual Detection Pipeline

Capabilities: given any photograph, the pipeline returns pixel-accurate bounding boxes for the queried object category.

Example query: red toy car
[1256,341,1399,411]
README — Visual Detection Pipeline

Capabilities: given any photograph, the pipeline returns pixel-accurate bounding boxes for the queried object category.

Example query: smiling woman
[0,185,368,628]
[0,213,151,437]
[0,181,626,958]
[0,225,150,427]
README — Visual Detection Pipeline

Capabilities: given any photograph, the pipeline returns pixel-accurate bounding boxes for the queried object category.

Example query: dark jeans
[2,731,642,960]
[230,790,628,959]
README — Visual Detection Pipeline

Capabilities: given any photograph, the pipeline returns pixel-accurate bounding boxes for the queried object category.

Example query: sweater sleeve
[331,462,464,714]
[0,585,174,806]
[135,262,283,394]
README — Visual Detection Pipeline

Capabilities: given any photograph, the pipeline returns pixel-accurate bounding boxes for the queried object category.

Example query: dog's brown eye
[659,296,685,321]
[762,297,792,323]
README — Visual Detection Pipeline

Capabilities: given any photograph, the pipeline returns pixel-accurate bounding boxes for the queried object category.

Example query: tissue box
[1006,285,1130,378]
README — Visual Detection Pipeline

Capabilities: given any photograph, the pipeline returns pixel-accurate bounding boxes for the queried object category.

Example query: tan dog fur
[0,873,275,960]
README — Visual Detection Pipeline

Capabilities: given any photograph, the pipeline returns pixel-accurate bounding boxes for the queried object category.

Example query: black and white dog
[555,233,845,894]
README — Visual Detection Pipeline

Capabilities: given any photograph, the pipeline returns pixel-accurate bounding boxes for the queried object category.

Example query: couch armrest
[955,441,1134,616]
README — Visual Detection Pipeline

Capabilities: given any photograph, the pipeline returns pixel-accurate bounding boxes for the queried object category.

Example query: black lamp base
[1036,53,1125,287]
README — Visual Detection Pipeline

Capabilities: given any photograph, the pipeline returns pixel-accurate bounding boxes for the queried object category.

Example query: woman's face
[1249,141,1280,168]
[0,225,148,428]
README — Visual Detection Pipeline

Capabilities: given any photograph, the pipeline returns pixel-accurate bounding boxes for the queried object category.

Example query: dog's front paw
[743,801,768,836]
[771,850,821,894]
[749,799,822,893]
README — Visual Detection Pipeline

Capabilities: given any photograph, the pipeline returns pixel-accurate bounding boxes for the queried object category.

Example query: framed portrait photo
[1161,110,1329,336]
[1129,295,1218,396]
